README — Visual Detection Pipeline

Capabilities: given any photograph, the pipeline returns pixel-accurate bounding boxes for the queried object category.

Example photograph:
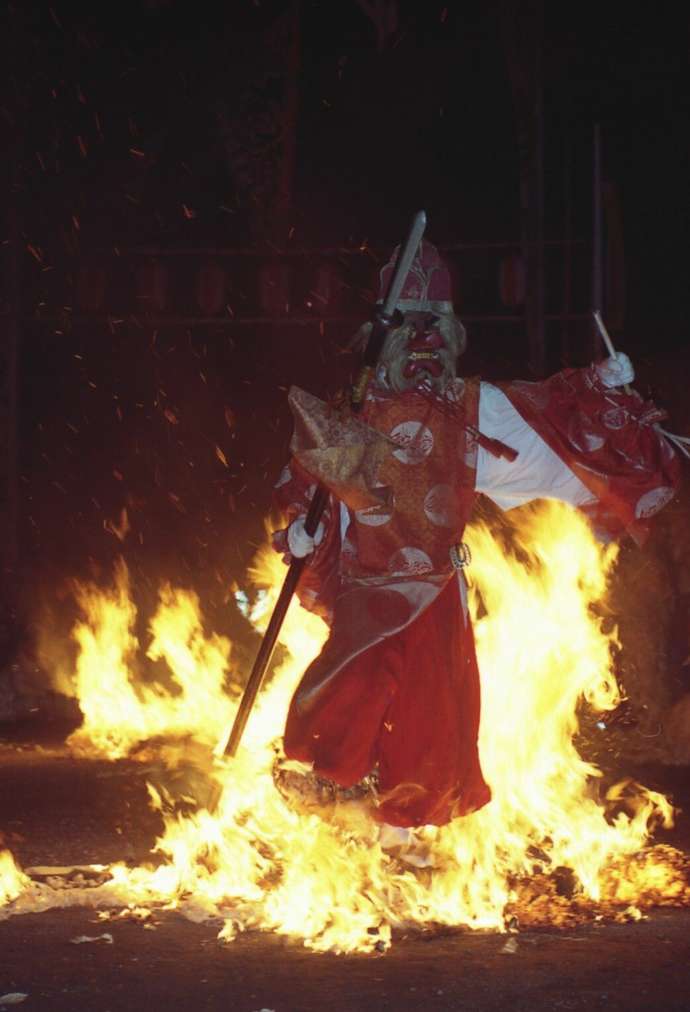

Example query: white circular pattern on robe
[423,484,457,527]
[388,546,434,576]
[635,486,675,519]
[567,415,605,453]
[581,430,605,451]
[390,421,434,464]
[602,406,628,430]
[355,501,394,527]
[355,482,394,526]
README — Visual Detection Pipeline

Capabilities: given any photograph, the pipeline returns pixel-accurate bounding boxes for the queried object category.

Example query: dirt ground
[1,719,690,1012]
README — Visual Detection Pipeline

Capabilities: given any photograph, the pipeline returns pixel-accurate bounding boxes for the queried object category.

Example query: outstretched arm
[475,381,596,511]
[478,353,681,543]
[476,353,636,511]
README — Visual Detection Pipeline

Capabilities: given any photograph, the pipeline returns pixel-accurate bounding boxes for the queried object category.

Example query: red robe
[273,373,681,828]
[500,367,680,544]
[274,379,490,826]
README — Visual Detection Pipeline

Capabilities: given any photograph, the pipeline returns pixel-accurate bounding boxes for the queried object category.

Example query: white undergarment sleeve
[476,382,596,511]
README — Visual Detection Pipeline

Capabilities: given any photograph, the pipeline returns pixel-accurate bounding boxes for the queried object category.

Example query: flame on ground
[2,501,689,951]
[66,560,237,758]
[0,851,29,906]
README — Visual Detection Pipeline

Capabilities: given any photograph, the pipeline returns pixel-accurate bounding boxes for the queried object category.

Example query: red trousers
[284,576,491,827]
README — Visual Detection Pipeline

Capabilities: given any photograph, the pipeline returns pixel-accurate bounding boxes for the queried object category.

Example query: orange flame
[0,851,29,906]
[67,559,236,758]
[2,501,688,951]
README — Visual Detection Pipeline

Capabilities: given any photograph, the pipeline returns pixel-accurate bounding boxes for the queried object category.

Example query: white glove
[287,515,325,558]
[595,351,634,388]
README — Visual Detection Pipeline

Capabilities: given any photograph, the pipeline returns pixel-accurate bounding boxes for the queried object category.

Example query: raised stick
[594,314,690,460]
[593,311,632,394]
[221,212,427,763]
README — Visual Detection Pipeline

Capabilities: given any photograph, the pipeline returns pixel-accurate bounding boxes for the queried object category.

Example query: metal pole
[222,483,329,758]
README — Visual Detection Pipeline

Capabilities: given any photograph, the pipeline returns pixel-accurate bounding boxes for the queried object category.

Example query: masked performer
[272,240,680,831]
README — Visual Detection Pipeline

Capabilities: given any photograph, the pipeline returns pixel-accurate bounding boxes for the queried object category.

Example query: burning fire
[1,501,688,952]
[67,560,236,758]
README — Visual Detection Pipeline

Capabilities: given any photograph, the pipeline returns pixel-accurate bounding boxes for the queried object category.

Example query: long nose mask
[403,318,444,379]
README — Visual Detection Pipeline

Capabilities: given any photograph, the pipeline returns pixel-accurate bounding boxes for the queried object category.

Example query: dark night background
[0,1,687,677]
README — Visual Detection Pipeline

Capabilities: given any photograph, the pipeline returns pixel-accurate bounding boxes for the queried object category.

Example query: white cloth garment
[475,382,595,512]
[290,380,598,557]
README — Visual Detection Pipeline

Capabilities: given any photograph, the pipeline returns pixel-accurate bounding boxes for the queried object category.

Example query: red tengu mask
[402,318,445,379]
